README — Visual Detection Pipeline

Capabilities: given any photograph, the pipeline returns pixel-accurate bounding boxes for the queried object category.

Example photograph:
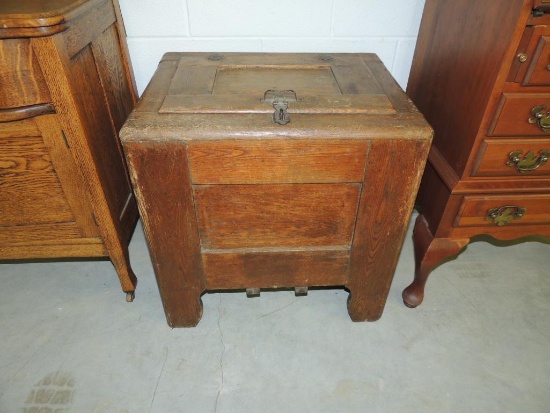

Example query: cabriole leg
[402,214,469,308]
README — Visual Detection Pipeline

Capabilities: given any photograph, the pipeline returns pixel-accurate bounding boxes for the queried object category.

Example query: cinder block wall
[118,0,426,95]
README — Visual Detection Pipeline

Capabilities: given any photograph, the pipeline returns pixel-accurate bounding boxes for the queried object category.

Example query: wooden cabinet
[0,0,139,300]
[121,52,432,327]
[403,0,550,307]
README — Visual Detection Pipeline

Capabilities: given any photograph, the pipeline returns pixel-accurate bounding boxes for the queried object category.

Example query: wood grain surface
[404,0,550,308]
[203,247,349,290]
[187,140,368,184]
[125,143,205,327]
[194,183,361,249]
[121,52,433,325]
[0,39,50,108]
[0,0,138,296]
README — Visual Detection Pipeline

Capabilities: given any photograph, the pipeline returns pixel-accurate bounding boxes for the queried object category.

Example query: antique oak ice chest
[120,52,432,327]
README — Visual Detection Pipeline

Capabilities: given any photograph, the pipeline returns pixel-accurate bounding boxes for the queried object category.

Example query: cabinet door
[0,115,99,251]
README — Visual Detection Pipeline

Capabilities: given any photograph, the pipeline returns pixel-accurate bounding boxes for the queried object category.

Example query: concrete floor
[1,213,549,413]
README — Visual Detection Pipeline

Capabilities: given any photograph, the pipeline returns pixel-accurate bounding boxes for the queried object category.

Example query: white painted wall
[118,0,426,95]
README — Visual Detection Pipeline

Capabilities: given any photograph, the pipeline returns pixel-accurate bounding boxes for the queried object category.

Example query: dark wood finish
[455,194,550,227]
[203,248,349,290]
[519,26,550,85]
[0,0,138,299]
[473,138,550,177]
[489,93,550,136]
[402,215,469,308]
[121,52,432,326]
[404,0,550,308]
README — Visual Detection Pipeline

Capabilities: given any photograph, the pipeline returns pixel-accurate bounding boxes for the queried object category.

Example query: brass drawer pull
[507,149,550,172]
[528,105,550,131]
[486,205,526,226]
[517,53,528,63]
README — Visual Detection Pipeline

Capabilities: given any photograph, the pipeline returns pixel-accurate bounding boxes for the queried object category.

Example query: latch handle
[262,90,299,125]
[272,100,290,125]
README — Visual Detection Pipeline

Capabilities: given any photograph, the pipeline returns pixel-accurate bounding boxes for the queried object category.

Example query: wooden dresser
[403,0,550,307]
[0,0,139,301]
[121,52,432,327]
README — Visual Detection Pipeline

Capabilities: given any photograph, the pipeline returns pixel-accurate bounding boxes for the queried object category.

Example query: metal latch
[262,90,299,125]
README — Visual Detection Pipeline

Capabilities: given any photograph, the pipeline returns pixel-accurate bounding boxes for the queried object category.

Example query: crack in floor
[149,347,168,413]
[214,293,226,413]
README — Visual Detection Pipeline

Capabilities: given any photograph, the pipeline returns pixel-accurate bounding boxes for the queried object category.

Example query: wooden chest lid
[0,0,96,38]
[159,53,396,120]
[121,53,433,142]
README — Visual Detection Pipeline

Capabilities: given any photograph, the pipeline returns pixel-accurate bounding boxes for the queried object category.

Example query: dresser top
[0,0,99,36]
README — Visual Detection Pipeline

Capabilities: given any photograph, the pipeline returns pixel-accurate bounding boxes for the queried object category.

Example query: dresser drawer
[512,25,550,86]
[455,194,550,227]
[473,138,550,176]
[489,93,550,136]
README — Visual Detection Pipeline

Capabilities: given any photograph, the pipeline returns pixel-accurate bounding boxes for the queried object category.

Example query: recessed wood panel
[194,183,361,249]
[91,24,134,132]
[203,248,349,289]
[63,44,132,220]
[212,66,341,96]
[0,135,75,226]
[187,140,368,184]
[63,0,116,58]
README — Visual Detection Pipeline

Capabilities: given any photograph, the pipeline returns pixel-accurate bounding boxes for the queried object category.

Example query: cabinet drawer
[512,26,550,86]
[187,140,368,184]
[489,93,550,136]
[473,138,550,176]
[455,194,550,227]
[194,183,360,249]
